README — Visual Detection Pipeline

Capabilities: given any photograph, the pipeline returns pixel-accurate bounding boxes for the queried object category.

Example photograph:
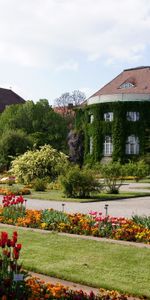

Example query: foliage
[60,166,102,198]
[41,209,70,230]
[124,160,149,182]
[0,231,30,299]
[98,161,125,194]
[0,129,32,170]
[0,99,68,169]
[11,144,69,184]
[75,101,150,163]
[132,215,150,229]
[33,178,47,191]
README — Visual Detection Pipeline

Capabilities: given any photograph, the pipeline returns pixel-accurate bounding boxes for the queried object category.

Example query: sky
[0,0,150,106]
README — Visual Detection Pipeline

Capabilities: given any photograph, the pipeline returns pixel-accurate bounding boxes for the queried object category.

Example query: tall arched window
[125,135,139,155]
[104,136,113,156]
[89,136,93,154]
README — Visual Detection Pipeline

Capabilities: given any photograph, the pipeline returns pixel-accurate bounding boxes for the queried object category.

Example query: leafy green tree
[0,129,31,169]
[0,99,68,168]
[99,161,125,194]
[11,145,68,184]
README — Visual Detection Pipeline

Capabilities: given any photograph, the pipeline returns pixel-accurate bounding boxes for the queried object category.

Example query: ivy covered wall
[75,101,150,163]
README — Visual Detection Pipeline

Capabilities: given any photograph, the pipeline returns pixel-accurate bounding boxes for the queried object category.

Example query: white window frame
[89,114,94,124]
[125,135,139,155]
[127,112,140,122]
[120,82,135,89]
[104,112,113,122]
[89,137,93,154]
[104,136,113,156]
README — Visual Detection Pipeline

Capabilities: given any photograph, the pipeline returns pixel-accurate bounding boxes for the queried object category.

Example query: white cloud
[55,60,79,72]
[0,0,150,68]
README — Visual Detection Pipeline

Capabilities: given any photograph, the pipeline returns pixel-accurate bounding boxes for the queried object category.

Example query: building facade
[76,67,150,163]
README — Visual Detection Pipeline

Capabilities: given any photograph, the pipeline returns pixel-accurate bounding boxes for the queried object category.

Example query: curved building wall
[87,93,150,105]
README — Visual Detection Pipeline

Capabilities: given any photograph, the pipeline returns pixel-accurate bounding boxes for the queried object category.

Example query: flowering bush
[0,231,30,299]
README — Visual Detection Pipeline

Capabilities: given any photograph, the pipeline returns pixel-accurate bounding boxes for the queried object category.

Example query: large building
[0,88,25,113]
[76,66,150,163]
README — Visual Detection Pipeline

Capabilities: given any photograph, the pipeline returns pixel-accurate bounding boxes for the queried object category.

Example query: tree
[54,90,86,108]
[11,145,69,184]
[99,162,126,194]
[0,99,68,155]
[0,129,31,170]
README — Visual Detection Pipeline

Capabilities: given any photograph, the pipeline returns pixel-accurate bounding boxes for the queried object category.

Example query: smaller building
[76,66,150,163]
[0,88,25,113]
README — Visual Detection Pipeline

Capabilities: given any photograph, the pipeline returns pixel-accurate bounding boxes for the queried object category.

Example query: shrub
[124,160,149,182]
[10,144,69,184]
[60,166,102,198]
[47,180,62,190]
[33,178,47,191]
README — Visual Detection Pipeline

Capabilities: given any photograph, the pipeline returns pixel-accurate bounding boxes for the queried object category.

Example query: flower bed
[0,186,31,195]
[26,276,128,300]
[0,196,150,243]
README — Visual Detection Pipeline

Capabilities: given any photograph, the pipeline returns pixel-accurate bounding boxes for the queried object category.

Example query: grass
[26,189,150,202]
[1,226,150,298]
[1,182,150,202]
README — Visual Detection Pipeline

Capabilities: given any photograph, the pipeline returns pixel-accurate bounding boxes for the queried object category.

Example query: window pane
[104,112,113,121]
[104,136,113,156]
[89,137,93,154]
[125,135,139,155]
[127,112,140,121]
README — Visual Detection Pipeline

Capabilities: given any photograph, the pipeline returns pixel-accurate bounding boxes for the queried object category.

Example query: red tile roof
[91,66,150,97]
[0,88,25,112]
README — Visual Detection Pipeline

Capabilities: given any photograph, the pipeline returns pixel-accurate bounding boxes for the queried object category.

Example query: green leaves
[11,145,68,184]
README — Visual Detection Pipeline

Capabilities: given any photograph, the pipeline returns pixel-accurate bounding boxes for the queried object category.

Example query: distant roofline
[124,66,150,71]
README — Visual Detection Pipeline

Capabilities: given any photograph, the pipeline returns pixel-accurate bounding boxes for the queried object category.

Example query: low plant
[26,276,128,299]
[33,178,47,191]
[2,195,26,223]
[41,209,70,230]
[0,186,31,195]
[0,231,30,299]
[60,166,102,198]
[132,215,150,229]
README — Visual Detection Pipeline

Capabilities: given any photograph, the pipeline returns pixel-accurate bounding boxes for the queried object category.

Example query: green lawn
[26,189,150,202]
[1,226,150,297]
[1,183,150,202]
